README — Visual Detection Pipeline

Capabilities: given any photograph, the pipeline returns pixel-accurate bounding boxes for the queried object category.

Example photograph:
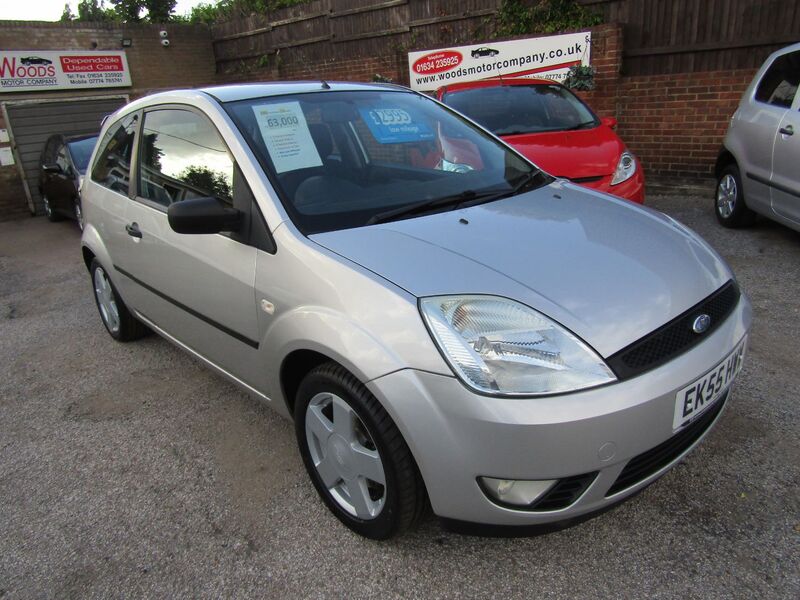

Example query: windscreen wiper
[366,189,483,225]
[563,120,597,131]
[366,170,548,226]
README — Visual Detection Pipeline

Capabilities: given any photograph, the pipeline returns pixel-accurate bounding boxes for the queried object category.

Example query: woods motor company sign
[408,32,591,92]
[0,50,132,93]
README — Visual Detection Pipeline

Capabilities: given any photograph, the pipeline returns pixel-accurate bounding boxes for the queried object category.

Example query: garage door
[4,96,127,215]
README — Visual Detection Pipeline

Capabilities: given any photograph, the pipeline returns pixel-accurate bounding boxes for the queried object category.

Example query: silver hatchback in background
[81,82,750,539]
[715,42,800,229]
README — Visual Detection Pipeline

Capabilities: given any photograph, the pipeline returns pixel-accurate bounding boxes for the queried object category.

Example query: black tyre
[715,163,756,228]
[42,195,62,222]
[89,258,149,342]
[295,362,426,539]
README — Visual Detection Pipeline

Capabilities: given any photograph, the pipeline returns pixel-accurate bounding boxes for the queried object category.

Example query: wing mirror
[42,163,63,174]
[167,197,242,235]
[601,117,618,129]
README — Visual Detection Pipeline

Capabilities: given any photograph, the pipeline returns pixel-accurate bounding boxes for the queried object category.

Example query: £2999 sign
[0,50,132,93]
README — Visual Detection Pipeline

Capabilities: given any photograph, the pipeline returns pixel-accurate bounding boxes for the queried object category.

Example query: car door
[767,50,800,224]
[114,105,263,386]
[737,54,792,210]
[51,142,77,213]
[89,112,140,299]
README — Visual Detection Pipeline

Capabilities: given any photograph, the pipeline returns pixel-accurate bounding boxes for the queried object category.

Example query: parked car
[39,133,98,230]
[471,47,499,58]
[714,42,800,230]
[81,82,750,539]
[437,78,645,203]
[21,56,53,66]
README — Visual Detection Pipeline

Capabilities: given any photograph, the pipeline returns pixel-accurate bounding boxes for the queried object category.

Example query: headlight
[611,151,636,185]
[420,295,616,396]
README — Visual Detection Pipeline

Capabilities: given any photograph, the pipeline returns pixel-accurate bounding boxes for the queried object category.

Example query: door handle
[779,125,794,136]
[125,222,142,238]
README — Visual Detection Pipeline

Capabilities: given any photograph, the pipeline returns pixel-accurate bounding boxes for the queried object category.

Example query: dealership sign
[408,32,591,91]
[0,50,131,93]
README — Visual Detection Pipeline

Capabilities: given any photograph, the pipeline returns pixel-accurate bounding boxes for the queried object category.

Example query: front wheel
[295,362,426,539]
[90,259,149,341]
[74,199,84,231]
[43,195,61,222]
[715,164,756,228]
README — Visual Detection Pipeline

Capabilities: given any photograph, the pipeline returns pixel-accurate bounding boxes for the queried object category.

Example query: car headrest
[308,123,333,158]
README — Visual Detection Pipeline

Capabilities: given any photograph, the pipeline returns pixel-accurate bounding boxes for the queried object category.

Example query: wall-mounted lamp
[121,38,132,48]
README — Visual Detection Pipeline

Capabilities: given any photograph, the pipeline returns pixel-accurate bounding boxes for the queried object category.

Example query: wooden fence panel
[580,0,800,75]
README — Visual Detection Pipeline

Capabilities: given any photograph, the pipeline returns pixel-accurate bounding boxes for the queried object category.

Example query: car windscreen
[223,89,548,234]
[443,84,598,136]
[67,136,98,173]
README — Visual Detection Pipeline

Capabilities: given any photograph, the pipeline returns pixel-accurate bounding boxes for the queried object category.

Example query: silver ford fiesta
[80,82,751,539]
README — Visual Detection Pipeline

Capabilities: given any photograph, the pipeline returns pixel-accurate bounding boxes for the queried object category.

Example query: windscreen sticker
[358,107,435,144]
[252,101,322,173]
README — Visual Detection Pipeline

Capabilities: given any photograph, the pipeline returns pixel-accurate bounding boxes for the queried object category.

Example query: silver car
[715,42,800,229]
[81,82,751,539]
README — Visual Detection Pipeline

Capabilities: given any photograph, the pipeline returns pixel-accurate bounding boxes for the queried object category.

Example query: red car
[437,78,645,203]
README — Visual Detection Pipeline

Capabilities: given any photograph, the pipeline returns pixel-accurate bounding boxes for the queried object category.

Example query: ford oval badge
[692,314,711,334]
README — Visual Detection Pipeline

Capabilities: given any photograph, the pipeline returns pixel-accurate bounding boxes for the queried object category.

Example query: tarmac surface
[1,194,798,598]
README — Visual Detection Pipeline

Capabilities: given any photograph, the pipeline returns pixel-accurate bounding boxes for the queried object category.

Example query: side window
[755,51,800,109]
[138,108,234,208]
[91,114,137,196]
[55,144,69,172]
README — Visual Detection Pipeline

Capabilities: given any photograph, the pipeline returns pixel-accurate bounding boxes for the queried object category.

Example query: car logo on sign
[692,314,711,333]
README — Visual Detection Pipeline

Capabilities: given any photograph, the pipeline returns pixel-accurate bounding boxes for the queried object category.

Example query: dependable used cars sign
[408,32,591,92]
[0,50,132,93]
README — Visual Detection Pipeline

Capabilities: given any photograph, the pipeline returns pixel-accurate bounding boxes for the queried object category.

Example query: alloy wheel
[93,267,120,333]
[716,173,737,218]
[74,201,84,231]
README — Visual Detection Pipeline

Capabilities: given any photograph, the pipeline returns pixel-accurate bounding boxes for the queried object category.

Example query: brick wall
[616,70,756,179]
[0,20,217,220]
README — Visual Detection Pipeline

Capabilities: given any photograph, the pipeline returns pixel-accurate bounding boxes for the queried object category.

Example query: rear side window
[138,108,234,208]
[755,51,800,108]
[91,114,137,196]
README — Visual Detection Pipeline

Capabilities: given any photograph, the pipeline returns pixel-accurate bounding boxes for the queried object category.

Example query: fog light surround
[479,476,557,507]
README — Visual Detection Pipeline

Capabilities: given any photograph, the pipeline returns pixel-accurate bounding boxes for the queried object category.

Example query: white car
[715,42,800,229]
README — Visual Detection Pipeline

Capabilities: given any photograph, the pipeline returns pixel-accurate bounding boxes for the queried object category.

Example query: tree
[61,0,117,22]
[110,0,144,22]
[179,165,232,201]
[144,0,177,22]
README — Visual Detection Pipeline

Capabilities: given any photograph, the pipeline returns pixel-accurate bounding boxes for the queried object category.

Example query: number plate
[673,337,747,430]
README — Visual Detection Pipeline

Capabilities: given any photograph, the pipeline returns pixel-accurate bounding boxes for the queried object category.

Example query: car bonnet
[309,181,732,358]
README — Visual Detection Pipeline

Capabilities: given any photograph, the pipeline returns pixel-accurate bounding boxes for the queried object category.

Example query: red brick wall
[0,20,217,220]
[616,70,756,179]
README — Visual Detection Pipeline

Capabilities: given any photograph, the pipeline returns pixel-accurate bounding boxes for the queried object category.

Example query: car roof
[437,77,558,95]
[198,81,410,102]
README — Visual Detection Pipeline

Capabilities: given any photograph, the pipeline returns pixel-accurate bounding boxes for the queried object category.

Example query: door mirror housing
[42,163,63,174]
[601,116,618,129]
[167,197,242,235]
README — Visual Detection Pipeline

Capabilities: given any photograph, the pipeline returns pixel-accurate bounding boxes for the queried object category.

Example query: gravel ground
[0,194,798,599]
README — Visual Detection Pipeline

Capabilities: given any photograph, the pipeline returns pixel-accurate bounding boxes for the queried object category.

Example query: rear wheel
[295,362,426,539]
[90,258,149,341]
[715,164,756,228]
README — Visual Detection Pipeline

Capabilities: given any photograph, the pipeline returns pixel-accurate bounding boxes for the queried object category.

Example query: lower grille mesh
[606,392,728,497]
[531,472,597,511]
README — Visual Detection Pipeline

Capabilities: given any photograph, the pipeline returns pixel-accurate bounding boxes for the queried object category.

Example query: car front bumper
[366,293,751,526]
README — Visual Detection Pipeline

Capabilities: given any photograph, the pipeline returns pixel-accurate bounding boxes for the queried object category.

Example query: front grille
[606,392,728,497]
[567,175,604,184]
[607,281,740,380]
[530,472,598,511]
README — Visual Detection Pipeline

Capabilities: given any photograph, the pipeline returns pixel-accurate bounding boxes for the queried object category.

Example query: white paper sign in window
[252,101,322,173]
